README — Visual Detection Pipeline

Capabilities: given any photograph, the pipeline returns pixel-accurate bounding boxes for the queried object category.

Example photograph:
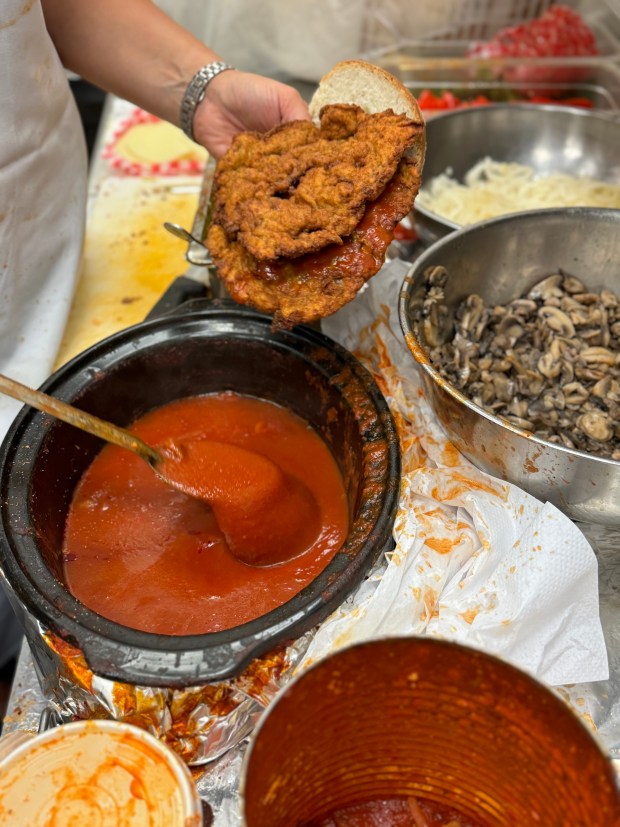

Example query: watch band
[180,61,235,142]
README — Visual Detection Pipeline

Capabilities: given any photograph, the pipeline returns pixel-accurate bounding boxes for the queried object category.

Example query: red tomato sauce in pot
[62,392,349,635]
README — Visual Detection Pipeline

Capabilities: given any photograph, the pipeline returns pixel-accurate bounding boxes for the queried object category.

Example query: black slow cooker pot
[0,301,400,687]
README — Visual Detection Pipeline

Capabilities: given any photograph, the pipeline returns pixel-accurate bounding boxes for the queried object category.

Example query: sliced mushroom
[457,294,485,337]
[562,274,587,294]
[537,352,561,380]
[567,306,592,326]
[601,289,618,309]
[516,369,545,397]
[490,357,511,372]
[559,359,574,385]
[558,432,577,449]
[542,388,566,411]
[575,365,607,382]
[507,398,529,418]
[562,381,590,407]
[426,265,448,288]
[527,273,563,301]
[577,410,613,442]
[537,306,575,337]
[495,314,525,346]
[504,415,534,431]
[581,346,616,367]
[417,267,620,461]
[509,298,538,317]
[572,292,599,306]
[492,373,516,403]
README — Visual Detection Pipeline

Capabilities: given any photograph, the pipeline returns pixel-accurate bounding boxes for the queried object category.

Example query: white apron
[0,0,87,664]
[0,0,87,439]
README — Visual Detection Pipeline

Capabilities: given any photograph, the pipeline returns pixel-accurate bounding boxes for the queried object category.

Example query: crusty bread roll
[309,59,424,124]
[309,59,425,169]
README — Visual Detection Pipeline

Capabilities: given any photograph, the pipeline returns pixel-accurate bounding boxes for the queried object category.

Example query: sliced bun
[309,59,424,126]
[309,59,425,171]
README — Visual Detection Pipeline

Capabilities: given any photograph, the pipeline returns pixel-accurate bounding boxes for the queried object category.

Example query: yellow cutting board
[55,176,202,368]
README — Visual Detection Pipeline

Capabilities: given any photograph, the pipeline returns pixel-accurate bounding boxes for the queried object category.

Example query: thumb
[278,86,311,124]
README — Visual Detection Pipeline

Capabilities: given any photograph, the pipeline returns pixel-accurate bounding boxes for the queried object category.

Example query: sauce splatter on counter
[43,630,294,765]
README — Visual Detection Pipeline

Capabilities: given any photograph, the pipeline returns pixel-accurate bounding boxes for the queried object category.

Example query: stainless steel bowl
[414,104,620,244]
[399,207,620,526]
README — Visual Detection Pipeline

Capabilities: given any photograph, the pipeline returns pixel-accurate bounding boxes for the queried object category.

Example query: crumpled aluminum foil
[28,623,314,767]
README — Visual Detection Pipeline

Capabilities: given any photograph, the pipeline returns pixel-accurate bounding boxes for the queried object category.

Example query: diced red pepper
[417,89,492,111]
[560,96,594,108]
[416,88,595,113]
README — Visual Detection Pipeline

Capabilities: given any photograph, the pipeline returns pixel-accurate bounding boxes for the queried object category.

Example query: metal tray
[370,58,620,111]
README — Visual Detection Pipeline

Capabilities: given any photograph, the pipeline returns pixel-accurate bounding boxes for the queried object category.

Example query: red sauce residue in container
[309,797,483,826]
[62,392,349,635]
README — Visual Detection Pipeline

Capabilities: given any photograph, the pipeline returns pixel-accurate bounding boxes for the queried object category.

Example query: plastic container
[362,1,620,64]
[361,1,620,116]
[402,64,620,110]
[0,720,202,826]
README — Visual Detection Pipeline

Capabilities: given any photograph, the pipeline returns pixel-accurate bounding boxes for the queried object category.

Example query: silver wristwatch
[180,61,235,142]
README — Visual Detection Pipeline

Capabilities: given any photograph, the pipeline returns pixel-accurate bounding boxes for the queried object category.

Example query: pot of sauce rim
[0,299,400,687]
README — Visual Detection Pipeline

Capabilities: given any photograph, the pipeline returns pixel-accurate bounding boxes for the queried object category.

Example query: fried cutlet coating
[208,161,421,328]
[211,104,422,261]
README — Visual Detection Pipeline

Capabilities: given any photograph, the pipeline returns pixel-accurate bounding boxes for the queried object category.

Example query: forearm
[41,0,218,126]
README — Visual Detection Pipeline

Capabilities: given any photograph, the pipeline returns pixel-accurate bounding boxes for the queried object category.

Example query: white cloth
[0,0,87,441]
[188,0,368,81]
[0,0,87,666]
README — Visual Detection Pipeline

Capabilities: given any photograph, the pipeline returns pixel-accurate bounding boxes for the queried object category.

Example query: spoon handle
[0,374,160,466]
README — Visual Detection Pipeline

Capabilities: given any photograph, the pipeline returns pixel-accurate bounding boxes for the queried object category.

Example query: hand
[192,70,310,159]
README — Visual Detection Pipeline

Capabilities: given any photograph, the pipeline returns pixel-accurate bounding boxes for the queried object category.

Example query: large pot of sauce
[0,300,400,687]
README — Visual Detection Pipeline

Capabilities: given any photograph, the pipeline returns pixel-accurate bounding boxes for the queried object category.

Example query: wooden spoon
[0,374,321,566]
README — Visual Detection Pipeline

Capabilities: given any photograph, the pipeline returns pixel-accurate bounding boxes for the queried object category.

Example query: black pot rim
[0,301,400,683]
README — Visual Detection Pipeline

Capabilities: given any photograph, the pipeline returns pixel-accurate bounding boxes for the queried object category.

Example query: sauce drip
[63,393,349,635]
[255,174,409,284]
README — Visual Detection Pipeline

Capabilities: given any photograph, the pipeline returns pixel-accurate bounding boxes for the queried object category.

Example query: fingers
[277,85,311,124]
[193,72,311,158]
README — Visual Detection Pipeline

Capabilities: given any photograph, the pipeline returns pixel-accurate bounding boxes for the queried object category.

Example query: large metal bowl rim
[414,104,620,232]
